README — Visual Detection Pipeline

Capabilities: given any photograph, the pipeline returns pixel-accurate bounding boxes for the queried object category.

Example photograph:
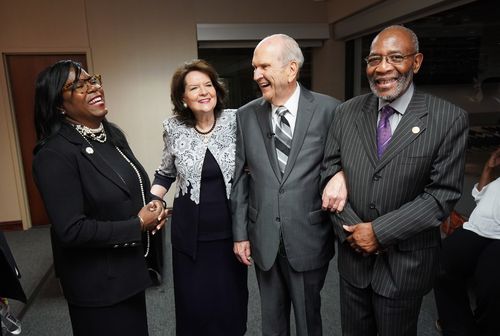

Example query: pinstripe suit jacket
[321,90,468,298]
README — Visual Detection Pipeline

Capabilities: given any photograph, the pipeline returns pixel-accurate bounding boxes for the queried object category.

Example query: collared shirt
[463,177,500,239]
[377,83,415,134]
[271,84,301,134]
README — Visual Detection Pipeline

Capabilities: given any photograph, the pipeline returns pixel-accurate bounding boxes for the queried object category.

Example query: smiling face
[367,27,423,101]
[252,37,298,106]
[62,69,107,128]
[183,70,217,118]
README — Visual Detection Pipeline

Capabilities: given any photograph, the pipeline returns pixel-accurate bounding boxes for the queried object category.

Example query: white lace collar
[157,109,237,204]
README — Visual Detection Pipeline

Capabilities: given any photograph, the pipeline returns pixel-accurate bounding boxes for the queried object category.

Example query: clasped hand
[138,200,169,234]
[344,222,380,255]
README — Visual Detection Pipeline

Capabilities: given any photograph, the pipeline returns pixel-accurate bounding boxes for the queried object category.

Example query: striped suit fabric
[321,90,469,335]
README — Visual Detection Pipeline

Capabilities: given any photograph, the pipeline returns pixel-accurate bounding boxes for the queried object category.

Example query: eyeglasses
[62,74,102,93]
[364,53,417,67]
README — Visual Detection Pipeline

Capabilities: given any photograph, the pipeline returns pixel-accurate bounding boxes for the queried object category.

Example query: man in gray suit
[232,34,342,336]
[321,25,468,336]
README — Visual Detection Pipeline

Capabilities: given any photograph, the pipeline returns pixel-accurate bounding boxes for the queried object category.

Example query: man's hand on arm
[344,222,380,254]
[322,171,347,213]
[233,240,253,266]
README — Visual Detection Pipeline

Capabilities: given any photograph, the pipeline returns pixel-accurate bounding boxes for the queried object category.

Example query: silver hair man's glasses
[364,53,417,67]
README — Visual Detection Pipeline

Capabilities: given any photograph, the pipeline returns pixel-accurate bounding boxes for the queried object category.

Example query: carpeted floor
[3,226,441,335]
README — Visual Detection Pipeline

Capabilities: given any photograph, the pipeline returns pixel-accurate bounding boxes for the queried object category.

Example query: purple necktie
[377,105,395,158]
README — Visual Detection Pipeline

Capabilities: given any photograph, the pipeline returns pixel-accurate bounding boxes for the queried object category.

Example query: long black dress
[171,149,248,335]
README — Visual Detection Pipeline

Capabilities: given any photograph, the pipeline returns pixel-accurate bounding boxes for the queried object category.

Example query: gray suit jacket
[321,90,468,298]
[232,86,340,272]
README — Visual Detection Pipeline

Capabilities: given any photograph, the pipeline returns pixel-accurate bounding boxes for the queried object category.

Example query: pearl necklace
[77,132,150,257]
[74,123,107,143]
[115,147,150,257]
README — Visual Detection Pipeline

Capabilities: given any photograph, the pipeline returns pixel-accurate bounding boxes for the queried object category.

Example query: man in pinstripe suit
[321,25,468,336]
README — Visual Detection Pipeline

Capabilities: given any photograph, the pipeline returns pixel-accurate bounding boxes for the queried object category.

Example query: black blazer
[32,123,153,307]
[0,231,26,302]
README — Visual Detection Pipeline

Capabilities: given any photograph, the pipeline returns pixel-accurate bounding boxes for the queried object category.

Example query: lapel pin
[411,126,420,134]
[85,147,94,154]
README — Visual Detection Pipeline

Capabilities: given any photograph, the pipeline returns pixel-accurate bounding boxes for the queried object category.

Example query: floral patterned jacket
[154,109,237,205]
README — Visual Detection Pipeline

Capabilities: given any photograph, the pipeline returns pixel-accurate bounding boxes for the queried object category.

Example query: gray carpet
[4,227,441,335]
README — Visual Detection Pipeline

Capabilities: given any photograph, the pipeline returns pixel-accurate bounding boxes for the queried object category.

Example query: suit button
[279,189,285,194]
[369,203,376,209]
[275,217,281,222]
[373,175,380,181]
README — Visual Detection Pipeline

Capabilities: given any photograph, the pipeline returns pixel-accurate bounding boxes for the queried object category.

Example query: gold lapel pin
[85,147,94,154]
[411,126,420,134]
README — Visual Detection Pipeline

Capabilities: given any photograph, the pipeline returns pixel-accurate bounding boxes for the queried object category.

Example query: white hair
[257,34,304,68]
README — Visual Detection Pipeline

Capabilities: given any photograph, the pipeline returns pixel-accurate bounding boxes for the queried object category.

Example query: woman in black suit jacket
[32,60,166,336]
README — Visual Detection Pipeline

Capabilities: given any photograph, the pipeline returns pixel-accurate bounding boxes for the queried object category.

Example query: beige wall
[0,0,376,228]
[312,38,346,100]
[313,0,383,100]
[192,0,328,23]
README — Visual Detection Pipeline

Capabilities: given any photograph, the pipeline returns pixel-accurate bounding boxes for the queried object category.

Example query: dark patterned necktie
[274,106,292,175]
[377,105,395,158]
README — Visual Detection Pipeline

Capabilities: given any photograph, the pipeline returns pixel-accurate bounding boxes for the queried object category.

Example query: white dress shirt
[271,84,301,134]
[377,83,415,133]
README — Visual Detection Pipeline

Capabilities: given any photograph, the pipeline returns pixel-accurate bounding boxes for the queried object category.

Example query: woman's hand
[486,147,500,169]
[478,147,500,191]
[137,200,167,233]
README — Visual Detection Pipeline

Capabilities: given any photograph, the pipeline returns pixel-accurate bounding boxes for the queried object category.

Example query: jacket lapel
[60,124,131,195]
[281,88,315,181]
[375,91,428,172]
[355,95,379,168]
[255,100,282,180]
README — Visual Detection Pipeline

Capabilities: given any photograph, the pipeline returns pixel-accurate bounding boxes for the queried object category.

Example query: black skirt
[173,239,248,336]
[67,291,148,336]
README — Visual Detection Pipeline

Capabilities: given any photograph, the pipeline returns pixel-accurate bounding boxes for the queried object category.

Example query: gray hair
[257,34,304,68]
[378,25,419,52]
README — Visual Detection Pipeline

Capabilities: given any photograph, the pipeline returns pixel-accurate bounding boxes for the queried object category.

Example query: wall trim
[197,23,330,47]
[0,220,23,231]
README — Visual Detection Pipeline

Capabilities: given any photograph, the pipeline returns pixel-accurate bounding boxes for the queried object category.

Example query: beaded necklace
[115,147,150,257]
[74,123,107,143]
[194,119,216,144]
[194,118,216,135]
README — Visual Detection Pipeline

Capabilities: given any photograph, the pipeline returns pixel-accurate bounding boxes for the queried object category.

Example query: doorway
[4,54,87,228]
